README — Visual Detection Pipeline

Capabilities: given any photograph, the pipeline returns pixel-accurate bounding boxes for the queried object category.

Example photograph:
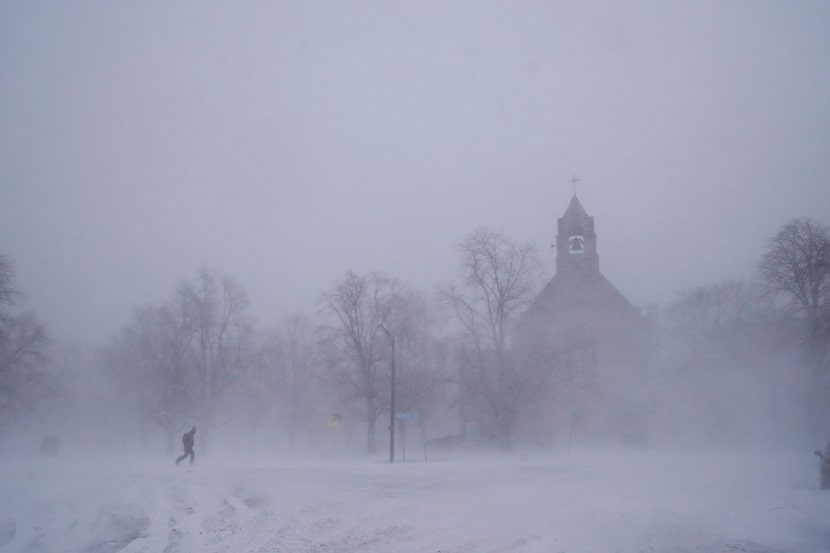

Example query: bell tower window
[569,235,584,254]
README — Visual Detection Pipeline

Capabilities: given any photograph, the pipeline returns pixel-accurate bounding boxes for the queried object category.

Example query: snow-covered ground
[1,448,828,553]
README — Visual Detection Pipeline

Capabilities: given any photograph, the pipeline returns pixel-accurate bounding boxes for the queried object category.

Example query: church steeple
[556,193,599,275]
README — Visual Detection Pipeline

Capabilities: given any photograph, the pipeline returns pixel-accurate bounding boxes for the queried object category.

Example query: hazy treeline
[1,218,828,455]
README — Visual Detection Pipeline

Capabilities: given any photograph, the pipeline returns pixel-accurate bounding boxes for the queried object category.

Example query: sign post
[328,414,341,454]
[395,413,416,462]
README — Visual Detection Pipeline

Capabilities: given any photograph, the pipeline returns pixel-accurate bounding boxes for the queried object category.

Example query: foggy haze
[2,4,830,552]
[1,1,828,346]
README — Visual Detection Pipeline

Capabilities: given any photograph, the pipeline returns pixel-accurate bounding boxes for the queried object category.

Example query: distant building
[516,193,652,446]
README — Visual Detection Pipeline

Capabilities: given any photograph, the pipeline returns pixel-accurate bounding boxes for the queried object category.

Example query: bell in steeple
[556,194,599,275]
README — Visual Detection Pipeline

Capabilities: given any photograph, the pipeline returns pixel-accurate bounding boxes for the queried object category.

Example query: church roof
[562,194,589,221]
[525,267,640,322]
[519,189,643,332]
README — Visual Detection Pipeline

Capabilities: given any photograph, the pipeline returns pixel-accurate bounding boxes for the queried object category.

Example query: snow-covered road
[1,449,827,553]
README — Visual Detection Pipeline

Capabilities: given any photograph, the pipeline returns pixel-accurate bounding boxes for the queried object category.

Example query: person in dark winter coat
[176,426,196,466]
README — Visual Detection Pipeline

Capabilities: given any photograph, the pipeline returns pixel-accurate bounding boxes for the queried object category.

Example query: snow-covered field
[1,448,828,553]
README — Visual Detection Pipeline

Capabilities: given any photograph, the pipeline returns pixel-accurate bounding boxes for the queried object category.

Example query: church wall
[510,193,655,447]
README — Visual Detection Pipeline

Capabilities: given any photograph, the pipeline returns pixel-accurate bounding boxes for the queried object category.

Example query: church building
[516,187,652,445]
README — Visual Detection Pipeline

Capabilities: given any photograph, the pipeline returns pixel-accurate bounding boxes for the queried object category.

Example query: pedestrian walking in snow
[176,426,196,466]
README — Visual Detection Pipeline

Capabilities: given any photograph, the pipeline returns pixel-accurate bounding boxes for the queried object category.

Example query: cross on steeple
[569,174,580,196]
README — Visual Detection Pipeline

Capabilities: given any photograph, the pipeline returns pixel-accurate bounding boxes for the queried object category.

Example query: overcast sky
[2,1,829,346]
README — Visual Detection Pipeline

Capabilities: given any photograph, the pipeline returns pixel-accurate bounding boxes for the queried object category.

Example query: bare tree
[661,279,804,446]
[241,313,319,450]
[0,254,49,416]
[318,271,405,454]
[389,289,448,451]
[440,228,541,449]
[98,267,254,453]
[239,328,284,443]
[279,313,319,449]
[103,301,193,451]
[0,255,14,320]
[666,280,770,358]
[179,267,255,453]
[759,219,830,371]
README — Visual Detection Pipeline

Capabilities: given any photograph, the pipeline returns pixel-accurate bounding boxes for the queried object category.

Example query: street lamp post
[379,325,396,464]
